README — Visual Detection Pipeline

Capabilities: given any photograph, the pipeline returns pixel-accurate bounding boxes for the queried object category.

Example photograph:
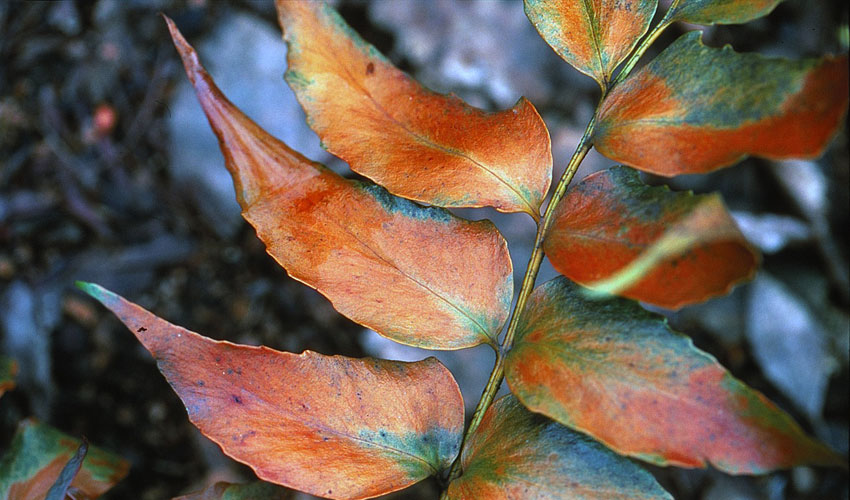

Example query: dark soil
[1,1,847,499]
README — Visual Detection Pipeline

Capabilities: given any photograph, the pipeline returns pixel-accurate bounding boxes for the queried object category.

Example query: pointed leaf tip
[166,25,513,350]
[525,0,658,88]
[447,395,671,499]
[91,289,465,500]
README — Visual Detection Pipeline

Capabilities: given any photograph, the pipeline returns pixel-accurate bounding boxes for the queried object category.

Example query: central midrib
[332,217,494,341]
[335,60,538,215]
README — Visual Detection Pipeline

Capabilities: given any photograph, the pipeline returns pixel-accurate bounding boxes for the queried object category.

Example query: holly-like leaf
[446,395,671,500]
[0,356,16,398]
[0,419,128,500]
[174,481,292,500]
[166,17,513,350]
[79,282,465,500]
[525,0,657,88]
[277,1,552,218]
[544,166,758,309]
[668,0,783,25]
[504,277,845,473]
[593,31,849,176]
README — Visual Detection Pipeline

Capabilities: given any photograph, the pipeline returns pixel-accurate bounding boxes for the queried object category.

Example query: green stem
[610,0,680,89]
[441,117,596,494]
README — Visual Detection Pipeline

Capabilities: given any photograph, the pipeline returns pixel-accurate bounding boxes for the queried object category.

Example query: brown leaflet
[80,282,465,500]
[544,166,758,309]
[166,16,513,350]
[278,1,552,218]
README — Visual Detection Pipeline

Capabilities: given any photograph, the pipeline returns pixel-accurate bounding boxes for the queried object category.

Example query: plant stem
[441,117,595,493]
[610,0,679,88]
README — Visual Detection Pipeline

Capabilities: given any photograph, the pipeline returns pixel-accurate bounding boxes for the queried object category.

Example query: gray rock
[1,281,60,419]
[731,211,811,254]
[746,273,838,419]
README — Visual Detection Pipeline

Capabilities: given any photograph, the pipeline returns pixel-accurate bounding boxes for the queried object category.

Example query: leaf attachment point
[446,395,671,499]
[505,277,845,474]
[164,16,514,350]
[80,282,465,500]
[544,166,758,309]
[277,1,552,217]
[594,32,850,175]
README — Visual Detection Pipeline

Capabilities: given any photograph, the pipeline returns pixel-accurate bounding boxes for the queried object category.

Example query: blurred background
[0,0,847,498]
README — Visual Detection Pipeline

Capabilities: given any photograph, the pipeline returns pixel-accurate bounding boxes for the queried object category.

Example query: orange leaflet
[669,0,782,24]
[594,32,849,176]
[277,1,552,218]
[446,395,671,500]
[79,283,465,500]
[505,278,845,474]
[166,17,513,350]
[543,166,758,309]
[525,0,657,88]
[0,419,129,500]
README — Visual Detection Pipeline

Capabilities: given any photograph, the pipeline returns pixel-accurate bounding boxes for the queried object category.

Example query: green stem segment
[441,118,595,492]
[611,0,679,88]
[440,5,680,492]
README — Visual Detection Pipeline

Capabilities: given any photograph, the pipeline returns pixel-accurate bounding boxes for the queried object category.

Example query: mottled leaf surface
[446,395,670,500]
[0,420,128,500]
[505,277,844,473]
[669,0,783,25]
[525,0,657,87]
[544,166,758,309]
[167,17,513,350]
[80,282,464,500]
[277,1,552,217]
[594,32,849,175]
[174,481,292,500]
[0,357,15,398]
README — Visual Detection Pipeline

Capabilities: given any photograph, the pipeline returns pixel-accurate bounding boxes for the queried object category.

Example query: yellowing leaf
[525,0,657,88]
[446,395,671,500]
[0,419,128,500]
[669,0,783,25]
[167,17,513,350]
[505,278,845,473]
[544,166,758,309]
[79,282,465,500]
[277,1,552,218]
[594,32,849,175]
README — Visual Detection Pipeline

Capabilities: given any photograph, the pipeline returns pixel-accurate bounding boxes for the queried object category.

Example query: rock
[731,211,811,254]
[746,273,838,419]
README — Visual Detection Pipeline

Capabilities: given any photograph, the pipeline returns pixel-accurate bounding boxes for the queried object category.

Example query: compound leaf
[277,1,552,218]
[505,277,845,473]
[446,395,671,500]
[79,282,464,500]
[668,0,783,25]
[525,0,657,88]
[173,481,292,500]
[594,32,849,176]
[0,419,128,500]
[544,166,758,309]
[0,357,15,398]
[167,17,513,350]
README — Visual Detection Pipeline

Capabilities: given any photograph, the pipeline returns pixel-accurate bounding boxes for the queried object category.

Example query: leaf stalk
[441,116,596,493]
